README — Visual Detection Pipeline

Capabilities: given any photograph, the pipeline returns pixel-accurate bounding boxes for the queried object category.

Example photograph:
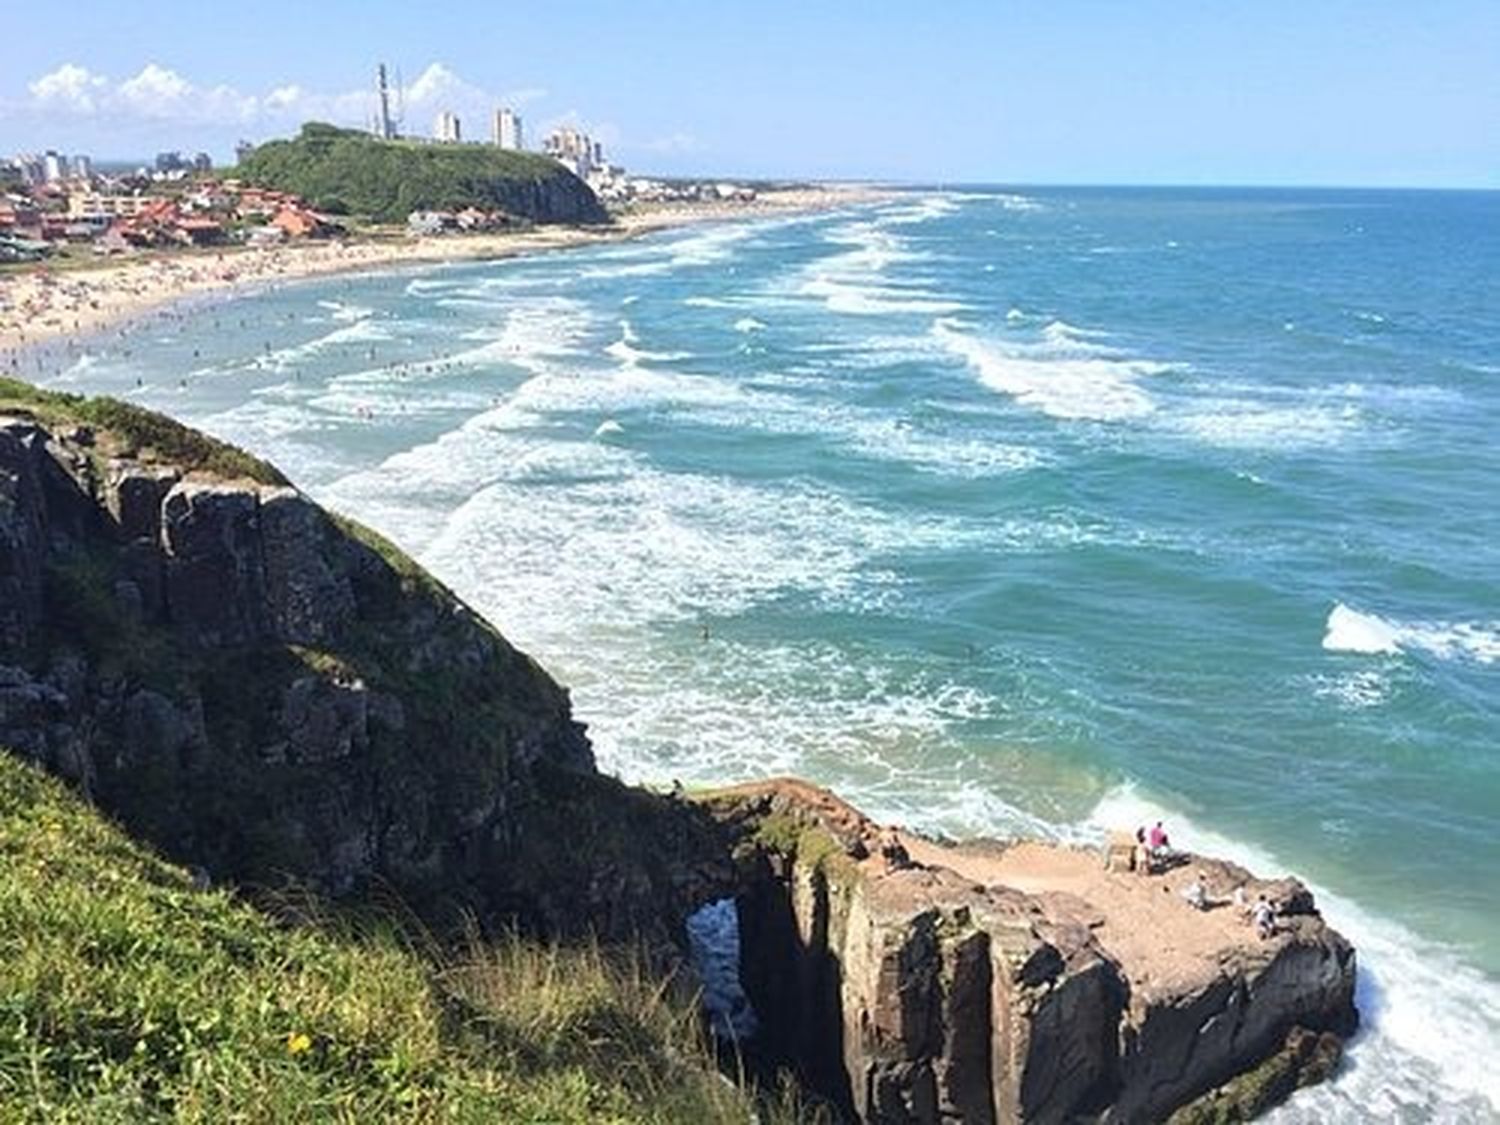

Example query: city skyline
[1,0,1496,187]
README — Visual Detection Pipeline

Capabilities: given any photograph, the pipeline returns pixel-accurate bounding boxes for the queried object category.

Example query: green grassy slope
[0,751,781,1123]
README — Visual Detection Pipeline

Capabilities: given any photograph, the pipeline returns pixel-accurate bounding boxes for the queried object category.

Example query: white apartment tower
[492,108,523,150]
[434,111,462,143]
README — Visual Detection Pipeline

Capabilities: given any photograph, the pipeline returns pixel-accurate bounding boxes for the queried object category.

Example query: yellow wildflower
[287,1031,312,1055]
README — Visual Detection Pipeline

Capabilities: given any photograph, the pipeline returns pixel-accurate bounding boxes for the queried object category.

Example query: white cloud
[27,63,107,113]
[117,63,193,115]
[405,62,471,105]
[6,60,552,140]
[265,85,303,110]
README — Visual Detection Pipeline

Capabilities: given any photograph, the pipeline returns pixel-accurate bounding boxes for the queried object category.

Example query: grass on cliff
[0,750,786,1124]
[0,376,286,486]
[237,123,600,223]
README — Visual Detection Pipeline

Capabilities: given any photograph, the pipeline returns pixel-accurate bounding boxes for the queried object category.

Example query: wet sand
[0,186,895,358]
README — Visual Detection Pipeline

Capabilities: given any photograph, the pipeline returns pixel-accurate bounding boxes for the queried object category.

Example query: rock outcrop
[0,403,729,936]
[1,384,1360,1121]
[707,781,1358,1124]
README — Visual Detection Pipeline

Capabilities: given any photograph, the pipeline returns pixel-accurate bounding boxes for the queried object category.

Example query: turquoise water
[27,187,1500,1120]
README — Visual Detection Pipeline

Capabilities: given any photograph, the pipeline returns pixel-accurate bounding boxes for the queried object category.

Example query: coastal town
[2,64,761,265]
[0,62,870,354]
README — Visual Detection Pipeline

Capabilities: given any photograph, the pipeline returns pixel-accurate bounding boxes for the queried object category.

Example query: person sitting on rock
[1253,895,1277,939]
[1181,872,1209,911]
[879,826,911,872]
[1145,821,1173,872]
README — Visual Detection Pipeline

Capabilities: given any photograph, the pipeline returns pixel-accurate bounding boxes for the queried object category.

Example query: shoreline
[0,185,895,362]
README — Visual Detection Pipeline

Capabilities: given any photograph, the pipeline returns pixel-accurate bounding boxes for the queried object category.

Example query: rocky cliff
[0,381,728,936]
[707,781,1357,1125]
[0,380,1358,1121]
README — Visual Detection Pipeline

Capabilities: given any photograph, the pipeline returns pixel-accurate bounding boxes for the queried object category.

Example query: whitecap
[1167,402,1362,451]
[316,299,374,322]
[1323,603,1500,664]
[734,317,768,333]
[1323,604,1403,655]
[932,318,1160,422]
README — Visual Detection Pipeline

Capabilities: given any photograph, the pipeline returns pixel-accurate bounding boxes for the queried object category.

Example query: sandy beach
[0,186,893,359]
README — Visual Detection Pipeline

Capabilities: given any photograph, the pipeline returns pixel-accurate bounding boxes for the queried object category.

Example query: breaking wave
[1323,603,1500,664]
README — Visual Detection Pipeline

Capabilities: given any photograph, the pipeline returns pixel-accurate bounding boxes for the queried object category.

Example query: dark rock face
[0,423,48,651]
[0,413,730,938]
[710,783,1358,1125]
[488,174,609,225]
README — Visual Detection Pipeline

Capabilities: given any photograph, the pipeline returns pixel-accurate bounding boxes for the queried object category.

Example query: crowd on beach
[0,187,888,360]
[1134,820,1281,938]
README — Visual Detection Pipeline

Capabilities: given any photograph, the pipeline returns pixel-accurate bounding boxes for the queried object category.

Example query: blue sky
[1,1,1495,186]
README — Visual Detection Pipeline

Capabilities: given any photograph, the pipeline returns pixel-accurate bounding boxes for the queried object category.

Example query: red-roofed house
[269,204,338,239]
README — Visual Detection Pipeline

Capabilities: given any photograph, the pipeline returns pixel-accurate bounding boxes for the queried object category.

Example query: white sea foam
[1323,603,1500,664]
[800,276,967,316]
[1168,401,1363,451]
[788,198,967,316]
[245,318,393,373]
[1040,319,1112,348]
[733,317,768,333]
[1087,785,1500,1122]
[315,299,374,322]
[993,192,1044,213]
[1308,669,1393,710]
[442,296,595,376]
[593,419,624,438]
[604,319,692,365]
[1323,604,1403,655]
[932,318,1161,421]
[875,195,961,226]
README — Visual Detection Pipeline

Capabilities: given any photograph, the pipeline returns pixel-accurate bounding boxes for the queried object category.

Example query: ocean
[28,186,1500,1121]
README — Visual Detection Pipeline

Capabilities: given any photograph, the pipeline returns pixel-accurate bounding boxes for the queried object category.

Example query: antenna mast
[375,64,395,139]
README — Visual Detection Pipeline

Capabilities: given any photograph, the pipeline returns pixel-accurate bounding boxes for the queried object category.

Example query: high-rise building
[543,127,601,178]
[14,155,45,185]
[43,151,67,182]
[434,111,462,143]
[492,108,524,150]
[235,140,255,165]
[70,154,93,181]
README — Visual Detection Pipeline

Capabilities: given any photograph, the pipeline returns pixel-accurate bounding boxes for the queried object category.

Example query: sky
[0,1,1496,187]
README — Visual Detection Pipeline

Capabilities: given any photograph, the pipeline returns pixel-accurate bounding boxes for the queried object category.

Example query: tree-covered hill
[237,123,607,225]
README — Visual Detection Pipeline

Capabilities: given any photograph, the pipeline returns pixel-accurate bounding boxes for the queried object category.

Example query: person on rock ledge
[1140,820,1174,873]
[1181,871,1209,911]
[1253,894,1278,939]
[879,826,911,872]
